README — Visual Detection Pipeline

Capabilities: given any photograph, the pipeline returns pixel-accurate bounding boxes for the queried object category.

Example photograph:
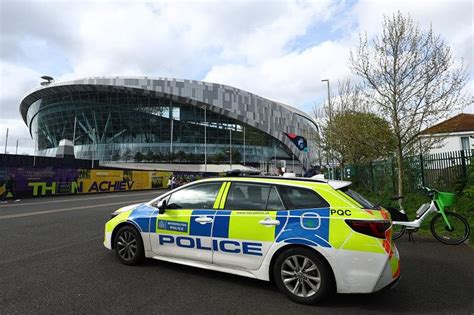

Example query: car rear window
[340,188,379,210]
[278,186,329,209]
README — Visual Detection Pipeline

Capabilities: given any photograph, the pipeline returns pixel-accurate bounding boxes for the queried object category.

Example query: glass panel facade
[461,136,470,152]
[26,91,293,163]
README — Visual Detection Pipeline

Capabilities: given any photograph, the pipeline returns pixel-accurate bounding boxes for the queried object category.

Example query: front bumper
[104,231,112,250]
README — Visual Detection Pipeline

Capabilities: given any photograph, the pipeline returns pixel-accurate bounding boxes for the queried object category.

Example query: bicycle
[389,187,470,245]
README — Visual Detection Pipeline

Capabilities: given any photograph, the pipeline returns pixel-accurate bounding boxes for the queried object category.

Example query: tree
[122,149,132,162]
[145,150,154,162]
[211,152,225,164]
[153,152,162,162]
[350,12,469,196]
[112,151,121,161]
[314,79,388,176]
[176,150,186,162]
[231,149,242,164]
[134,152,144,162]
[325,111,395,167]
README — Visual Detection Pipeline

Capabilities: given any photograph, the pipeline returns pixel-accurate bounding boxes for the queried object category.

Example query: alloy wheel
[116,230,138,260]
[281,255,321,298]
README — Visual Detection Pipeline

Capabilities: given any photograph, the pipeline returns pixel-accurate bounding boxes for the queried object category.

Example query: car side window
[167,182,222,209]
[278,186,329,209]
[266,186,285,210]
[225,183,271,210]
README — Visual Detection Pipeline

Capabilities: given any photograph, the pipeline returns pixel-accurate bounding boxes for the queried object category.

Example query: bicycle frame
[390,188,469,244]
[392,201,440,230]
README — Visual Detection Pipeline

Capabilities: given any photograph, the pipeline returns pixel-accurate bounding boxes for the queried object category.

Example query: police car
[104,176,400,304]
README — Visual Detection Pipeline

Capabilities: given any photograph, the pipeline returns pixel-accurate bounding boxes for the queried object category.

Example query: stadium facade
[20,77,318,167]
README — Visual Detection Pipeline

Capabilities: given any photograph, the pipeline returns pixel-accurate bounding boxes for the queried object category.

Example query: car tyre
[273,247,335,304]
[114,225,144,265]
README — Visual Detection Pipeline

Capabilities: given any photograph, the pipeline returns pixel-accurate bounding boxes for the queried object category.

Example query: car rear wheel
[114,225,144,265]
[273,247,334,304]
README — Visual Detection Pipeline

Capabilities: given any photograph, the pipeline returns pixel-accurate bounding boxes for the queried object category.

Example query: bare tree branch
[349,12,470,196]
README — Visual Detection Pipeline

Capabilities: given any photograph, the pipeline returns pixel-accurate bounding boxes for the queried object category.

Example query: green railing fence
[343,150,473,193]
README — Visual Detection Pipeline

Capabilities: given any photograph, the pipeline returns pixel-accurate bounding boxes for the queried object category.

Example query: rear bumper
[373,244,401,291]
[375,274,401,294]
[332,243,400,293]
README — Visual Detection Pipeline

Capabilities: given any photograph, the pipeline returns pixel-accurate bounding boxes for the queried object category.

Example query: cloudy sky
[0,0,472,154]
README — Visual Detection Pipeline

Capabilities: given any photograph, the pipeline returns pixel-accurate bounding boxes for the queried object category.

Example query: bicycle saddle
[390,196,404,200]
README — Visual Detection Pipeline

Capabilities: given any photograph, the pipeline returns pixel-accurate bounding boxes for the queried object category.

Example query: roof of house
[422,113,474,134]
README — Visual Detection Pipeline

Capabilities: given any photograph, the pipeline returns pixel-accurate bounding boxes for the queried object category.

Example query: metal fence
[344,150,473,193]
[0,153,99,169]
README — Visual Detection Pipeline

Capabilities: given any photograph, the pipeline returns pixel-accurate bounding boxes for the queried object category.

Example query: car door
[211,182,285,270]
[150,181,225,263]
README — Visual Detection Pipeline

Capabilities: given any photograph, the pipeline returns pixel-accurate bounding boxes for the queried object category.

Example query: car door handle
[259,218,280,226]
[195,216,213,224]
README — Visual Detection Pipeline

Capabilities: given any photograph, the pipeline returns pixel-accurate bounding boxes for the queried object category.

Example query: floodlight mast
[321,79,335,180]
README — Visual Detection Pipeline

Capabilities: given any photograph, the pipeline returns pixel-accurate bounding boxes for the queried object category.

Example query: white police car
[104,176,400,304]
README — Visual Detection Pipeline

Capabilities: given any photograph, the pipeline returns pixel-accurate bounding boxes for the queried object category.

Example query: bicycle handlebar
[390,187,439,203]
[420,187,439,200]
[421,186,439,193]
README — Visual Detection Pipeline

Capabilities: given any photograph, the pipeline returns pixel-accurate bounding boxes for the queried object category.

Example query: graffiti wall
[0,167,172,198]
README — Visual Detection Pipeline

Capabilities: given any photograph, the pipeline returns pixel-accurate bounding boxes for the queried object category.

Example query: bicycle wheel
[391,224,406,240]
[430,212,470,245]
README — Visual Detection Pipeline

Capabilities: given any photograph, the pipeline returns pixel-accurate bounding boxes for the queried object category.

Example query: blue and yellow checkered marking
[190,210,216,236]
[126,204,332,249]
[275,208,331,247]
[212,210,231,238]
[128,204,156,232]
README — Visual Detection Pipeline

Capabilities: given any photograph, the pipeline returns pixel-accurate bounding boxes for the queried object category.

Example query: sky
[0,0,472,154]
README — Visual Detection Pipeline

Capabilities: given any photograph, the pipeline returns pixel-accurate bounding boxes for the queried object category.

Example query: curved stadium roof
[20,77,318,162]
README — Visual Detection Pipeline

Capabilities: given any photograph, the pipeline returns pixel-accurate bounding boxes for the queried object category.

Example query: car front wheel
[114,225,144,265]
[273,247,334,304]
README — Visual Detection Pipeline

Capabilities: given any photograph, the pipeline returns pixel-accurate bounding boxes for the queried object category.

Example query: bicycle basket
[436,191,456,208]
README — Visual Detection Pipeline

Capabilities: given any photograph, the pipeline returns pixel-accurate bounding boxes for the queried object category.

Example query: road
[1,191,473,314]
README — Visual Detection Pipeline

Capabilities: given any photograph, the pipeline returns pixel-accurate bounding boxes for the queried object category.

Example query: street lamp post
[292,153,295,173]
[321,79,334,180]
[72,116,77,158]
[4,128,8,154]
[72,116,77,145]
[229,128,232,169]
[33,131,38,167]
[202,106,207,172]
[170,103,174,162]
[293,113,320,173]
[321,79,331,113]
[274,143,277,175]
[92,128,95,169]
[243,126,246,166]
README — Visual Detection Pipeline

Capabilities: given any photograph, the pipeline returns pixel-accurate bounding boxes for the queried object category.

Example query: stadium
[20,77,318,169]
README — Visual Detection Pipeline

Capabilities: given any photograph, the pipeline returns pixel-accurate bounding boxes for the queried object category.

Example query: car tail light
[345,219,390,239]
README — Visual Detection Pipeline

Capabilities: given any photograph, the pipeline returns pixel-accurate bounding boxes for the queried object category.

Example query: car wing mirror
[157,199,167,214]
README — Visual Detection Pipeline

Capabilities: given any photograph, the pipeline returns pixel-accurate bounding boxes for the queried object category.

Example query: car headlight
[109,212,119,220]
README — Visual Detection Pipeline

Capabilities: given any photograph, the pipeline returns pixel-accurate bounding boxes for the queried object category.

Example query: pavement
[0,190,473,314]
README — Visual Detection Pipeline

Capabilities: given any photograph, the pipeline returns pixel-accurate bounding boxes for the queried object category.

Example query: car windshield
[341,188,379,210]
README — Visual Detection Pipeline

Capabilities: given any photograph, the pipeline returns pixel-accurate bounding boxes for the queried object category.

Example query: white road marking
[0,190,163,208]
[0,199,150,220]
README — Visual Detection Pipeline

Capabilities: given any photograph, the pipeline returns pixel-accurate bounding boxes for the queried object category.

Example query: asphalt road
[0,191,473,314]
